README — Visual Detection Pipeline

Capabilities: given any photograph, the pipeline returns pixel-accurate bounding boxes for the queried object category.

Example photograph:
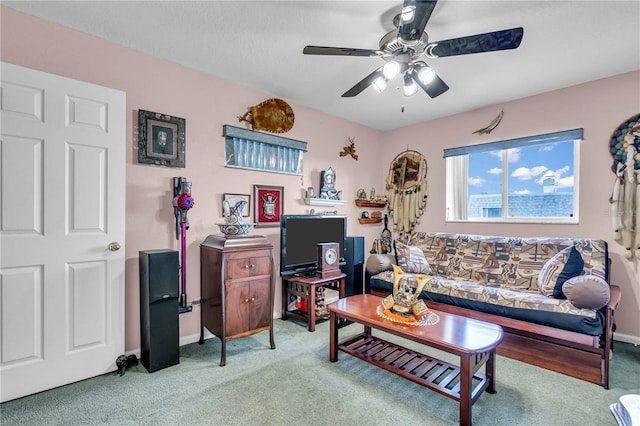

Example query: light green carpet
[1,318,639,425]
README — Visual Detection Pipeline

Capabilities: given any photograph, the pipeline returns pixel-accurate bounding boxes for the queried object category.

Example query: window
[445,129,582,223]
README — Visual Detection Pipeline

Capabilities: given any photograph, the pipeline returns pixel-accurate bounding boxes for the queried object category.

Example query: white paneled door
[0,63,126,402]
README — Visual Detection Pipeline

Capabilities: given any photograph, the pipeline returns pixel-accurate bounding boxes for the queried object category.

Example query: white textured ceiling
[5,1,639,131]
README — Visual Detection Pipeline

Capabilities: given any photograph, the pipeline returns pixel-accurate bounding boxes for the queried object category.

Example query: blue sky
[467,141,574,195]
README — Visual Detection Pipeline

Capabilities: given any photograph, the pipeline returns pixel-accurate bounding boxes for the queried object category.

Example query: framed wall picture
[138,109,185,167]
[222,193,250,217]
[253,185,284,227]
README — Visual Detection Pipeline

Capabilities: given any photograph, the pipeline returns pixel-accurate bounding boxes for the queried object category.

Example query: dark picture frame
[222,193,251,218]
[138,109,185,167]
[253,185,284,227]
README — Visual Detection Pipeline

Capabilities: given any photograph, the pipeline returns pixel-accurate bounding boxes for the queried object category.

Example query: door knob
[108,242,121,251]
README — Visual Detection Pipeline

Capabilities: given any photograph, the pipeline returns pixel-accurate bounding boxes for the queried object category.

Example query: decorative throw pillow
[562,275,610,310]
[553,246,584,299]
[394,241,432,275]
[365,254,395,275]
[538,246,584,298]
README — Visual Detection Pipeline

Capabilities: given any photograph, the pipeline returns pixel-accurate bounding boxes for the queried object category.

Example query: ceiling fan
[303,0,524,99]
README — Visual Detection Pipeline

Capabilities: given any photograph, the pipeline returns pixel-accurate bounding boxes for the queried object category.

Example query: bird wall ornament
[473,109,504,135]
[339,137,358,160]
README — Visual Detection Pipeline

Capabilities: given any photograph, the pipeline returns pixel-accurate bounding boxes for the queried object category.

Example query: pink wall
[382,71,640,339]
[2,6,638,346]
[1,7,384,351]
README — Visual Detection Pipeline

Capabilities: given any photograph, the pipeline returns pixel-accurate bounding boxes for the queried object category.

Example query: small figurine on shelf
[319,167,340,200]
[357,188,367,200]
[369,187,376,201]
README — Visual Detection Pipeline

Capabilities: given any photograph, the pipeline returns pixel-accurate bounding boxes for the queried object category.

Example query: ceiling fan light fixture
[372,76,388,93]
[417,64,436,84]
[400,5,416,24]
[403,74,418,96]
[383,61,400,79]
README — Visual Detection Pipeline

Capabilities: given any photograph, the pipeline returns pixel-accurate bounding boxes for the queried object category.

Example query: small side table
[281,273,346,332]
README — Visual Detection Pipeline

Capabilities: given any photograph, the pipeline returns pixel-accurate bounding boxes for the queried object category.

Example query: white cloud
[539,145,555,152]
[556,176,574,188]
[489,148,521,163]
[468,176,485,186]
[535,166,571,185]
[505,148,521,163]
[511,166,548,180]
[512,189,531,195]
[488,167,502,175]
[530,166,548,176]
[555,165,570,177]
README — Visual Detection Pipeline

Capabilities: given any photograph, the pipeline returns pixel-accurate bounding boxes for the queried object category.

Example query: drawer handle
[242,264,256,269]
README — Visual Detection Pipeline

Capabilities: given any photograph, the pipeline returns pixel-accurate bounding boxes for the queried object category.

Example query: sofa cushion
[365,254,395,275]
[538,246,583,298]
[394,241,432,275]
[562,275,610,309]
[370,273,604,336]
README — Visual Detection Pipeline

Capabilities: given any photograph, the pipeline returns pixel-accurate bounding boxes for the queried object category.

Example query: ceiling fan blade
[398,0,438,45]
[303,46,382,57]
[410,70,449,98]
[342,67,384,97]
[426,27,524,58]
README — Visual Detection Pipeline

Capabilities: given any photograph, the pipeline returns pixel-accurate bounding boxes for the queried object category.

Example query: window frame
[444,129,582,224]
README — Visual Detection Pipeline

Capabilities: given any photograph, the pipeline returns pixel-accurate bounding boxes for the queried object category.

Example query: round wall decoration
[608,113,640,260]
[237,98,295,134]
[609,113,640,174]
[385,150,428,237]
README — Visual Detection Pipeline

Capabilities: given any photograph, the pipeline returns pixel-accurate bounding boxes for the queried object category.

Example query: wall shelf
[223,125,308,175]
[304,198,345,207]
[355,200,387,208]
[358,218,382,224]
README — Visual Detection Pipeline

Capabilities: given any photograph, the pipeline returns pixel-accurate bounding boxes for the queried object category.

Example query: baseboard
[614,332,640,346]
[125,329,639,358]
[180,329,214,346]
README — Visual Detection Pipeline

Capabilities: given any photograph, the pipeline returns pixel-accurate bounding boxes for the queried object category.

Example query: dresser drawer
[227,255,271,279]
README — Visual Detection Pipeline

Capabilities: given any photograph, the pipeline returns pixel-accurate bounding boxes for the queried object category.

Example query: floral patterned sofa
[365,232,621,388]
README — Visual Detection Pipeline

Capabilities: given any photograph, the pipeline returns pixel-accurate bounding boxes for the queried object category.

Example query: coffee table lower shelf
[338,332,492,407]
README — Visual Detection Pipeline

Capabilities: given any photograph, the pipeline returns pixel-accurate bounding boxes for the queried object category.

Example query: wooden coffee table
[328,294,503,426]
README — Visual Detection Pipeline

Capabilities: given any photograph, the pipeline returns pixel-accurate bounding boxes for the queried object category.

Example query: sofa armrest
[365,254,396,275]
[607,285,621,310]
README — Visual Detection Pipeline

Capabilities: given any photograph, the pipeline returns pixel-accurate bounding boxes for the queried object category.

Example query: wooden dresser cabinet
[199,235,275,366]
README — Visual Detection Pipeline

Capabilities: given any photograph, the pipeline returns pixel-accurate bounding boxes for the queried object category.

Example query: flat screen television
[279,214,347,276]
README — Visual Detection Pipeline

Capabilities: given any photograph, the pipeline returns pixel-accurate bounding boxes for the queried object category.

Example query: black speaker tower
[341,236,365,296]
[139,250,180,373]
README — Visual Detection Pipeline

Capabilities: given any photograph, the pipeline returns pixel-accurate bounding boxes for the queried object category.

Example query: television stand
[281,273,346,332]
[294,270,317,278]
